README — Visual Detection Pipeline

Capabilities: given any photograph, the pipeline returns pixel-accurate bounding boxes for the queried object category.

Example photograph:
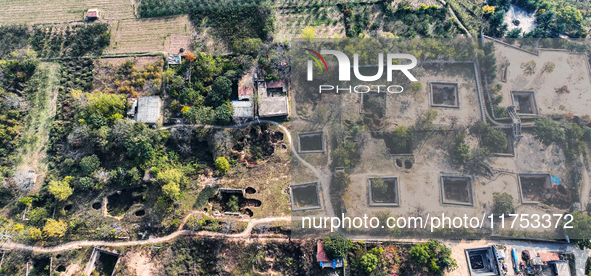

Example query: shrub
[391,126,411,153]
[215,157,230,174]
[323,232,353,259]
[78,177,95,190]
[409,239,457,274]
[453,133,470,163]
[493,192,514,215]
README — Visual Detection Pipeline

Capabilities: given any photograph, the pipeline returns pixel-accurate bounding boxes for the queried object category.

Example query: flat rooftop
[136,96,161,124]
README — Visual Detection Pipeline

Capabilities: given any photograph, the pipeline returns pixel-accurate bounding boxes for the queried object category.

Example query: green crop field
[0,0,135,25]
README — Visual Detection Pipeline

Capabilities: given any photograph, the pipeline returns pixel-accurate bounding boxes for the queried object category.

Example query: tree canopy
[47,177,73,201]
[206,76,232,107]
[534,118,565,145]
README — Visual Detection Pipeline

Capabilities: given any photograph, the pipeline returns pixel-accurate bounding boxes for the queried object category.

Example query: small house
[87,9,99,19]
[136,96,162,124]
[257,80,289,118]
[232,86,254,120]
[317,242,343,269]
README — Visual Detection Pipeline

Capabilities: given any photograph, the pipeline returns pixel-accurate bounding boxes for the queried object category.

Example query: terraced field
[0,0,135,25]
[107,15,193,54]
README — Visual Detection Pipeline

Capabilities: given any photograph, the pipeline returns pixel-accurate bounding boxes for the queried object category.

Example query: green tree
[125,137,155,164]
[47,178,73,201]
[359,252,379,273]
[178,88,202,106]
[556,6,583,32]
[492,192,514,215]
[566,212,591,249]
[214,103,234,125]
[226,195,240,212]
[80,154,100,174]
[78,177,95,190]
[18,196,33,207]
[28,207,49,226]
[323,232,353,259]
[506,28,522,38]
[184,106,215,124]
[43,219,67,238]
[231,38,262,55]
[534,117,565,145]
[85,92,129,123]
[162,182,181,201]
[482,128,508,153]
[331,141,358,169]
[391,126,410,153]
[157,168,183,186]
[206,76,232,107]
[331,171,351,194]
[582,126,591,141]
[215,157,230,174]
[365,97,386,117]
[409,239,457,274]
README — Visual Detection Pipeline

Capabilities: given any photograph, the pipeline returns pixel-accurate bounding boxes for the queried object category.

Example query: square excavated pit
[511,91,538,115]
[493,128,514,156]
[290,182,321,211]
[465,247,501,275]
[440,175,473,206]
[298,132,325,153]
[430,82,459,108]
[519,174,551,204]
[368,177,400,207]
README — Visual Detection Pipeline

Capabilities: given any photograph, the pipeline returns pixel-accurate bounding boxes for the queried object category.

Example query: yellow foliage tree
[482,5,495,14]
[47,178,73,201]
[302,26,315,40]
[43,219,67,238]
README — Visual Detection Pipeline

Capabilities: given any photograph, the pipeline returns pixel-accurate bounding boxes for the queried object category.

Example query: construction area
[290,38,591,242]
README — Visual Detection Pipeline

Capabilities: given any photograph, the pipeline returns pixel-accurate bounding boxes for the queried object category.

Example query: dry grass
[0,0,135,25]
[107,15,193,54]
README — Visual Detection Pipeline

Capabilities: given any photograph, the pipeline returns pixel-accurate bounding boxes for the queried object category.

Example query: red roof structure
[238,86,254,97]
[317,242,331,262]
[267,79,286,89]
[87,9,99,18]
[538,253,560,262]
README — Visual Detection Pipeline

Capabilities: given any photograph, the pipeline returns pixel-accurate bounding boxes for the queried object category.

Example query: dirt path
[13,62,60,193]
[2,211,291,253]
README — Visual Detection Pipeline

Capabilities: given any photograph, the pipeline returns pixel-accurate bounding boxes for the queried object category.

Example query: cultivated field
[274,7,345,40]
[0,0,135,25]
[107,15,193,54]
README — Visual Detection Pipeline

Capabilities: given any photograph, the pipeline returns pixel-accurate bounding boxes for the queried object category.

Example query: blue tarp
[512,248,519,273]
[552,175,562,185]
